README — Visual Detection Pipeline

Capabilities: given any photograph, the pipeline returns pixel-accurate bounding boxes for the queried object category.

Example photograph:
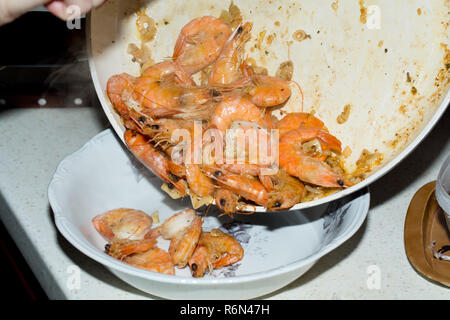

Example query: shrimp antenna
[290,80,304,112]
[204,201,213,219]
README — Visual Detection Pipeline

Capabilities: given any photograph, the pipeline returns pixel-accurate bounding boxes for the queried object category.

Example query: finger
[45,0,107,21]
[45,0,69,20]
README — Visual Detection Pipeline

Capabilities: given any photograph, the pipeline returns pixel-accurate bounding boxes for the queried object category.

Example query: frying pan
[87,0,450,211]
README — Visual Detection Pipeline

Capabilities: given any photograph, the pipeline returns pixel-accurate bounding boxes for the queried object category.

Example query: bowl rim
[85,12,450,212]
[48,129,370,285]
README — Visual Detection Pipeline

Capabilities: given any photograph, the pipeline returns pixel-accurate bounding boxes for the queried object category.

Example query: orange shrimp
[124,130,187,195]
[92,208,153,241]
[187,242,210,277]
[124,248,175,275]
[106,238,157,260]
[265,170,306,210]
[206,229,243,269]
[106,73,142,131]
[209,95,265,133]
[212,63,294,108]
[167,159,187,178]
[276,112,339,162]
[214,188,240,216]
[203,167,269,207]
[276,112,325,137]
[208,22,253,86]
[184,135,216,197]
[264,110,277,129]
[168,216,203,268]
[133,61,197,117]
[188,229,243,277]
[186,164,216,197]
[279,127,346,188]
[134,117,195,150]
[245,75,292,107]
[155,209,202,268]
[159,209,197,240]
[173,16,231,75]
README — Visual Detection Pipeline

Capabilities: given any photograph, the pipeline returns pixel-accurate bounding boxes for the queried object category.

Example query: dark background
[0,12,96,300]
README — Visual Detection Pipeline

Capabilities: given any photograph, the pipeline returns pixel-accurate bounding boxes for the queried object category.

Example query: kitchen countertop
[0,106,449,300]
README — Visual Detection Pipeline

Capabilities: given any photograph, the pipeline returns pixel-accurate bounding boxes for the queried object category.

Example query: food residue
[245,58,268,75]
[292,29,311,42]
[337,104,352,124]
[353,149,384,178]
[136,10,157,43]
[275,60,294,81]
[331,1,339,12]
[219,1,242,31]
[359,0,367,24]
[127,43,153,68]
[266,33,276,45]
[342,146,352,158]
[406,72,412,83]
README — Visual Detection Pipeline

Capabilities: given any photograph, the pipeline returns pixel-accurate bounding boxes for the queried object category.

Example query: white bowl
[48,129,370,299]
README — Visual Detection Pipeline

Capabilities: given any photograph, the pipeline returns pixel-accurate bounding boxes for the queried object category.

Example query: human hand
[0,0,107,26]
[45,0,107,20]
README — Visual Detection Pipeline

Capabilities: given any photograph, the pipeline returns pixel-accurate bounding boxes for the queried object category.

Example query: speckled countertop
[0,106,449,300]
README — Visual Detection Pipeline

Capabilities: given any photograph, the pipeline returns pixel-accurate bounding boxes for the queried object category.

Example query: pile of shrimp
[92,208,243,277]
[106,11,352,216]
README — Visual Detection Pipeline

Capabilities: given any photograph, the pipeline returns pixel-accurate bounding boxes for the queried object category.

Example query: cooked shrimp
[214,188,240,216]
[277,113,339,161]
[208,22,252,86]
[264,110,277,129]
[212,63,293,108]
[188,229,244,277]
[92,208,153,241]
[184,137,216,197]
[167,159,187,178]
[133,61,196,117]
[173,16,231,75]
[204,167,268,206]
[168,216,202,268]
[245,75,292,107]
[276,112,325,137]
[279,127,346,187]
[106,73,141,131]
[265,170,306,210]
[124,130,187,195]
[124,248,175,275]
[209,95,265,133]
[106,238,157,260]
[159,209,198,240]
[154,209,202,268]
[186,164,216,197]
[206,229,244,268]
[187,242,210,277]
[135,117,195,150]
